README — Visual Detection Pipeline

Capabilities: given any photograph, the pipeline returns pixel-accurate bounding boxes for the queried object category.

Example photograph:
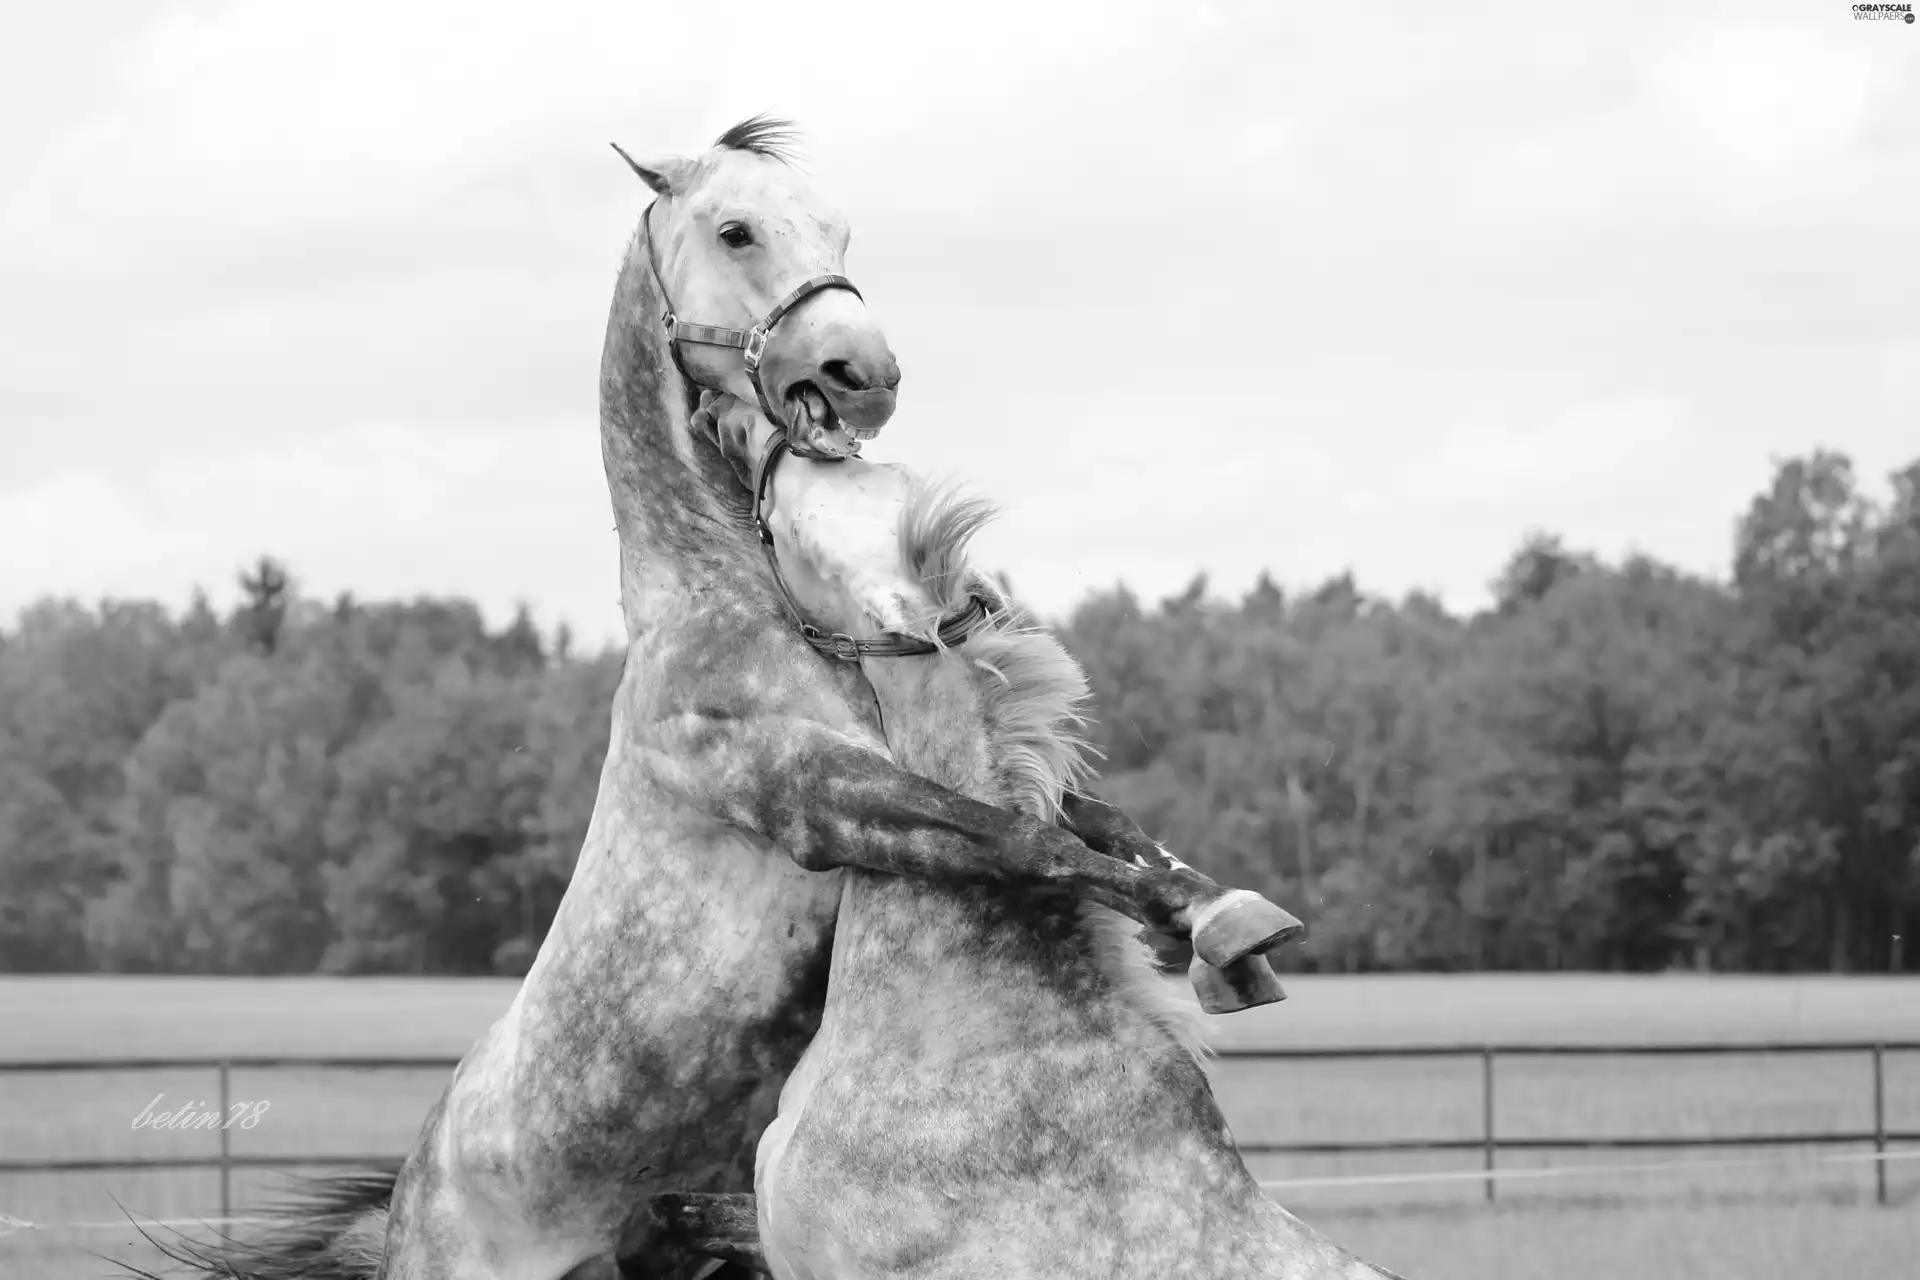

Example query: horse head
[614,116,898,461]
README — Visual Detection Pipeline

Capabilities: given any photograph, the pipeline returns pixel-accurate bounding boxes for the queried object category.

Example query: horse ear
[610,143,692,196]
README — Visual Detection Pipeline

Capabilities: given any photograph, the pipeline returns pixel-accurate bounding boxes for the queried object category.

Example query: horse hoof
[1190,892,1306,969]
[1191,953,1287,1014]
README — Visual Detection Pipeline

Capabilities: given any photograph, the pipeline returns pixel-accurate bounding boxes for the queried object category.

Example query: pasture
[3,973,1917,1279]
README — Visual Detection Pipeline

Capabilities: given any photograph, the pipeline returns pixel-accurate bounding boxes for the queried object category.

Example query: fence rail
[4,1040,1916,1215]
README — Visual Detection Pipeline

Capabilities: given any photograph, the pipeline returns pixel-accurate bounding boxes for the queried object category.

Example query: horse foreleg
[645,713,1300,972]
[1060,789,1296,1014]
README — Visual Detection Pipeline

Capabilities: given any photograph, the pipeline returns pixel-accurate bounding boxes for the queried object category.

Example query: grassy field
[3,973,1918,1279]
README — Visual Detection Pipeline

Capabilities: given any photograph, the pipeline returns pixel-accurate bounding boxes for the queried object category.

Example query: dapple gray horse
[645,394,1410,1279]
[136,118,1300,1280]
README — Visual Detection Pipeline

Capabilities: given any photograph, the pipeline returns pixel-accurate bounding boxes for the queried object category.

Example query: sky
[2,1,1916,646]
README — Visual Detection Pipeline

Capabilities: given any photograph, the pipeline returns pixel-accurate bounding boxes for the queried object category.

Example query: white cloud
[1,1,1916,634]
[0,472,208,600]
[0,0,1225,274]
[1878,338,1920,407]
[0,421,621,642]
[1424,397,1689,502]
[1644,24,1904,195]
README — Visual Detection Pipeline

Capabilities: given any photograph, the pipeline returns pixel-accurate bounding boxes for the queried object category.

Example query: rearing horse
[135,118,1299,1280]
[664,395,1411,1279]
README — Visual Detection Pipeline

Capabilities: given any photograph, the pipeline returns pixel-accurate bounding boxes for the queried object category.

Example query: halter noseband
[643,199,862,451]
[645,199,990,663]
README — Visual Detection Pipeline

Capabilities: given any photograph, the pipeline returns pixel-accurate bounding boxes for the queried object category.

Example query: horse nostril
[819,359,867,392]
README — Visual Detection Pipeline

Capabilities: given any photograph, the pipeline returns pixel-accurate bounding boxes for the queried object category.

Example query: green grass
[4,973,1918,1279]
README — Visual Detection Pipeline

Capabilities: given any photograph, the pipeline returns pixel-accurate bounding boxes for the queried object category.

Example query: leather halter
[644,199,991,663]
[749,432,994,663]
[643,199,861,454]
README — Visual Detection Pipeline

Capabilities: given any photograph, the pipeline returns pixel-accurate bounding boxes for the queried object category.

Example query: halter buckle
[742,325,770,372]
[661,312,678,339]
[816,630,864,663]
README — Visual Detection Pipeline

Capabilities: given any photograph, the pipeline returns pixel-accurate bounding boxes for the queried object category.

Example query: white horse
[651,395,1412,1279]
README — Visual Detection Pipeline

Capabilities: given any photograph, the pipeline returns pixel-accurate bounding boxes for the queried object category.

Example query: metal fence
[4,1040,1916,1217]
[1214,1039,1920,1206]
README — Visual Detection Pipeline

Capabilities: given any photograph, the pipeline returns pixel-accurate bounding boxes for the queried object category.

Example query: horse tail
[120,1164,396,1279]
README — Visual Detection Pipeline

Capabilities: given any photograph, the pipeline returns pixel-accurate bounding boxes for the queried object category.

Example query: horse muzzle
[825,384,897,435]
[777,321,899,454]
[784,381,895,460]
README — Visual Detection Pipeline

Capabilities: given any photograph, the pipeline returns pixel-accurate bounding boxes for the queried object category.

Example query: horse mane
[713,114,804,164]
[895,480,1211,1063]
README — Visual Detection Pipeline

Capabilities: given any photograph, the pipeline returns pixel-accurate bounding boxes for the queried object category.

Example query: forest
[2,448,1916,975]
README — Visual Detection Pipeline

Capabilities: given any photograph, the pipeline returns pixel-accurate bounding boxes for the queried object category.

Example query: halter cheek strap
[646,197,989,662]
[644,199,861,454]
[750,432,993,663]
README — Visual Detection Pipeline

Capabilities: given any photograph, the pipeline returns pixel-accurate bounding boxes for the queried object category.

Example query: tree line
[2,449,1915,975]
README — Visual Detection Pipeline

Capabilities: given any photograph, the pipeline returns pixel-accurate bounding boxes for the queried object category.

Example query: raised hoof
[1191,953,1287,1014]
[1190,892,1306,970]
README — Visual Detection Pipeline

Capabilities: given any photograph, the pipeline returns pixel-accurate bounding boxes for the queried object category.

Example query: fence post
[1872,1043,1886,1207]
[1481,1045,1496,1203]
[218,1060,232,1219]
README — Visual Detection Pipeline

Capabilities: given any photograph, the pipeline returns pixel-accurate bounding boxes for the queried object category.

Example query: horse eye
[719,224,753,249]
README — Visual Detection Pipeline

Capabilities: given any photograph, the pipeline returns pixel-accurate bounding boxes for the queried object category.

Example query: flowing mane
[896,479,1212,1063]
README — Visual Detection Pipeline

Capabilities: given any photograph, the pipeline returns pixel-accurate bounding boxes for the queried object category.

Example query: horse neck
[861,654,1003,811]
[852,632,1202,1056]
[597,221,760,637]
[856,616,1088,825]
